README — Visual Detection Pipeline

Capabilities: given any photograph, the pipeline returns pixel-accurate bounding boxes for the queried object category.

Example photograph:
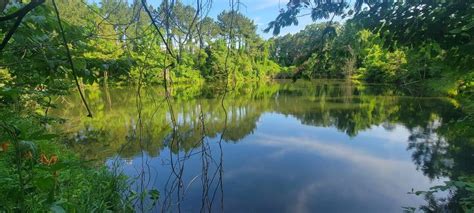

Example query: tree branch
[0,0,45,52]
[141,0,176,58]
[52,0,93,117]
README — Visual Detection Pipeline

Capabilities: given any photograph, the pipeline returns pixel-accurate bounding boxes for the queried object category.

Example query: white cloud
[252,133,447,208]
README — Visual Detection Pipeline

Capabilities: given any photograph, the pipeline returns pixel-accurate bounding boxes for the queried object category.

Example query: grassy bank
[0,113,133,212]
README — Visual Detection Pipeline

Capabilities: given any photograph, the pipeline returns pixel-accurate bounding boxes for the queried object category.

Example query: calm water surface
[53,80,472,212]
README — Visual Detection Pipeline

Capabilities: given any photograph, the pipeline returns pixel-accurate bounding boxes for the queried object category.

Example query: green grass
[0,139,133,212]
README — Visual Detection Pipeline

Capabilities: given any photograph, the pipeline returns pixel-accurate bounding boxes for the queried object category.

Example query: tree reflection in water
[52,80,473,211]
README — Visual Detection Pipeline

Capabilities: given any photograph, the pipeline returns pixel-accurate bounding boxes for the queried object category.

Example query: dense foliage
[268,1,473,98]
[268,1,474,211]
[1,0,281,85]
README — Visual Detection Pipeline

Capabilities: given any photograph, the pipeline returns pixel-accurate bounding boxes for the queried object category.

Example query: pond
[52,80,473,212]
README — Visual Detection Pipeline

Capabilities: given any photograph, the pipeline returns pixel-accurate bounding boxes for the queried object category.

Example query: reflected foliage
[52,80,474,210]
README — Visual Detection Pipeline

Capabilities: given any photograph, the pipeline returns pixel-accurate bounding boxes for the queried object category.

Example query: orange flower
[1,142,9,152]
[50,155,58,165]
[40,154,48,164]
[40,154,59,166]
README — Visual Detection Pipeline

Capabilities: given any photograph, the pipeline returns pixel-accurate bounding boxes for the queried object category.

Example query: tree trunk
[103,70,108,83]
[104,79,112,110]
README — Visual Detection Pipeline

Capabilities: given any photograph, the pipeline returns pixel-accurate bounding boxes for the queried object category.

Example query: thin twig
[52,0,93,117]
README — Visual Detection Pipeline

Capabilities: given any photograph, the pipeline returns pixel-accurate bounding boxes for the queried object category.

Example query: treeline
[0,0,281,89]
[268,1,473,98]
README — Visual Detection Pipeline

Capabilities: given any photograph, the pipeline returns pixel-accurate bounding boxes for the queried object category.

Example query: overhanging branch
[0,0,45,52]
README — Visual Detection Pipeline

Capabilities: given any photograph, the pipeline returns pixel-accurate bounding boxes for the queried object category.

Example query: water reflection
[52,80,473,212]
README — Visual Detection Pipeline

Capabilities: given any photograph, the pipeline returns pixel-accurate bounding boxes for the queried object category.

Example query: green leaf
[462,21,474,31]
[49,162,70,171]
[149,189,160,200]
[34,176,55,191]
[449,28,463,34]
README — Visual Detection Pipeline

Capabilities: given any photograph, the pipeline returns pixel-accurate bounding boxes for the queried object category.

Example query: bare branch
[141,0,175,58]
[52,0,93,117]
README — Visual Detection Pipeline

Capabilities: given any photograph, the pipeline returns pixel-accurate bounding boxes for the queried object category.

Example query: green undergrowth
[0,114,133,212]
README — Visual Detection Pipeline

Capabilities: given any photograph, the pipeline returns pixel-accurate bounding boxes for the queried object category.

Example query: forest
[1,0,473,212]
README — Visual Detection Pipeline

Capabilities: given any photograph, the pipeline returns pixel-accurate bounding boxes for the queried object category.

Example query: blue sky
[91,0,325,39]
[184,0,315,39]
